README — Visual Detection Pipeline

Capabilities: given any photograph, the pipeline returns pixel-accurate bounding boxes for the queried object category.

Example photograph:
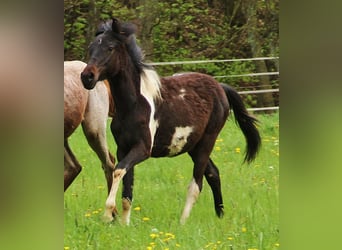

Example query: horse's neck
[109,71,141,113]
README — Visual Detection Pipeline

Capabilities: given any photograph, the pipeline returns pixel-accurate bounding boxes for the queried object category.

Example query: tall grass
[64,112,279,250]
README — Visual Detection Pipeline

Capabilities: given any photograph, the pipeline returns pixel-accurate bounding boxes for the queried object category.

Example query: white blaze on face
[168,126,193,156]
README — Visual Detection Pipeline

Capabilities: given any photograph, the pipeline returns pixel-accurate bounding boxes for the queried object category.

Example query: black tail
[220,84,261,163]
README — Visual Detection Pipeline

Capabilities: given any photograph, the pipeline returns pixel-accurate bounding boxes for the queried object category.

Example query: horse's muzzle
[81,65,98,90]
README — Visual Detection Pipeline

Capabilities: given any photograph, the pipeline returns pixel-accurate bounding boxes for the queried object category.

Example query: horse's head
[81,18,137,89]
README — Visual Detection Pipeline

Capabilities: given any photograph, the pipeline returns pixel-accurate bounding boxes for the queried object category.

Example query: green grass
[64,112,279,250]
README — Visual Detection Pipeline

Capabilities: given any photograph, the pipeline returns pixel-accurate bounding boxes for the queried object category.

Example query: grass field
[64,112,279,250]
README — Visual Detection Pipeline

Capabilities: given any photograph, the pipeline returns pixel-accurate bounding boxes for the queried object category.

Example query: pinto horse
[81,18,261,225]
[64,60,115,192]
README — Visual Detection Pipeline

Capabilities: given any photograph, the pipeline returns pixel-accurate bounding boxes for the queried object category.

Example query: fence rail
[237,88,279,95]
[148,56,279,66]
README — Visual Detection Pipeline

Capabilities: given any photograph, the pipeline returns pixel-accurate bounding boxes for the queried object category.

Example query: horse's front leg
[103,143,150,223]
[122,167,134,225]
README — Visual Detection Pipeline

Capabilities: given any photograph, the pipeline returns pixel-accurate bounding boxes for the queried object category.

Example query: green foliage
[64,0,279,104]
[64,113,279,250]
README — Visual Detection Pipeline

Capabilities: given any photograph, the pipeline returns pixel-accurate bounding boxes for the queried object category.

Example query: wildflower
[227,236,233,241]
[150,233,159,239]
[235,147,241,153]
[142,217,150,221]
[92,210,99,214]
[165,233,175,238]
[274,243,280,247]
[205,242,214,248]
[64,247,70,250]
[146,247,153,250]
[85,213,91,217]
[133,206,141,211]
[241,227,247,233]
[215,146,221,151]
[175,243,181,247]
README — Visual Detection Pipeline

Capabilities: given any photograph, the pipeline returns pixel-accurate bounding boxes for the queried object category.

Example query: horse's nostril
[81,72,92,84]
[88,72,94,82]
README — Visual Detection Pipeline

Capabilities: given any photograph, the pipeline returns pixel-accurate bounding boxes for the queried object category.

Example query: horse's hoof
[102,214,114,223]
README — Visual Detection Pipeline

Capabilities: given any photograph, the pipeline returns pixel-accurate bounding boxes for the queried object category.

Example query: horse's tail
[220,83,261,163]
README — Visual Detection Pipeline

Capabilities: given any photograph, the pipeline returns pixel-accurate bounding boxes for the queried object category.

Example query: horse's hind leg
[64,140,82,191]
[205,158,224,217]
[181,134,217,224]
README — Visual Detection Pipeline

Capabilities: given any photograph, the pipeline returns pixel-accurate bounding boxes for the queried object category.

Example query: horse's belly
[151,126,195,157]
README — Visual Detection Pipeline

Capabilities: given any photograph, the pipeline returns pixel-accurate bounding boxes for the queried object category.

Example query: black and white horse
[81,18,261,225]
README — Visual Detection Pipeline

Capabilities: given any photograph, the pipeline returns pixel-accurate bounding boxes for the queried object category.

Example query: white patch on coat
[180,178,200,224]
[179,88,186,99]
[140,68,162,150]
[168,126,193,156]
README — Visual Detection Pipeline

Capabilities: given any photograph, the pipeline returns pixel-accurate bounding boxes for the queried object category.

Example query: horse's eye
[108,46,114,51]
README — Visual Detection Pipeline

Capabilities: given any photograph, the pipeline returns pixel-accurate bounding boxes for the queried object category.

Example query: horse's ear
[112,18,121,33]
[120,23,137,37]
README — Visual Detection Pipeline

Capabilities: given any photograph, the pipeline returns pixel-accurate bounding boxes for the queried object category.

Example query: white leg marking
[103,168,127,223]
[168,126,193,156]
[122,198,132,225]
[180,178,200,224]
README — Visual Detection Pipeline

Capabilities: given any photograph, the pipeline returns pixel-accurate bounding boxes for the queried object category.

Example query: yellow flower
[146,247,152,250]
[215,146,221,151]
[142,217,150,221]
[274,243,280,247]
[133,206,141,211]
[64,247,70,250]
[241,227,247,233]
[235,147,241,153]
[175,243,181,247]
[165,233,175,238]
[227,236,233,241]
[85,213,91,217]
[150,233,159,239]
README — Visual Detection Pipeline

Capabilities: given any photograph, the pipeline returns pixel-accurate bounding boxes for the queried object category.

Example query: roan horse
[81,18,261,225]
[64,60,115,192]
